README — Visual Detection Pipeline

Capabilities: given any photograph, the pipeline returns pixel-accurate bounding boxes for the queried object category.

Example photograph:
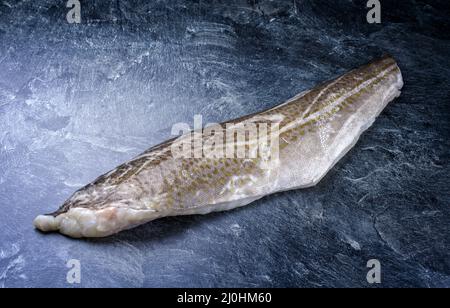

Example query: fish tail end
[34,215,60,233]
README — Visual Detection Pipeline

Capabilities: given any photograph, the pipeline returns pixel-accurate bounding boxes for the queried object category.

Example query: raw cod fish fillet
[34,55,404,238]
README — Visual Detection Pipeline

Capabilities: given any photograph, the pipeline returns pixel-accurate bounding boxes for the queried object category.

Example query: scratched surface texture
[0,0,449,288]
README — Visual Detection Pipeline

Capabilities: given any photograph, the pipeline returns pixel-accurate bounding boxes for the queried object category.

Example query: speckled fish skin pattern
[1,0,450,288]
[34,56,403,238]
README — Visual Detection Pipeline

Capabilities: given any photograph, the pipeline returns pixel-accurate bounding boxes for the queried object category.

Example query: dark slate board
[0,0,449,287]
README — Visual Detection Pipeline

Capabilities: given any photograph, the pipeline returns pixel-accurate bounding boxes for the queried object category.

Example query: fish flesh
[34,55,404,238]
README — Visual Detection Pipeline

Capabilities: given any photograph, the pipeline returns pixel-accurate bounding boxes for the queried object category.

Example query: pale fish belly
[34,55,404,238]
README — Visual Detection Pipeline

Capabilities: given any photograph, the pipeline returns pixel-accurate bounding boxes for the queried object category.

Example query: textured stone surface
[0,0,449,287]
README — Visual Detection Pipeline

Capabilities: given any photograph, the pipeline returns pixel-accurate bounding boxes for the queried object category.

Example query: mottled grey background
[0,0,449,288]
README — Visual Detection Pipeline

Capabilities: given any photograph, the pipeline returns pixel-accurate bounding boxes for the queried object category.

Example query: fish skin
[34,55,404,238]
